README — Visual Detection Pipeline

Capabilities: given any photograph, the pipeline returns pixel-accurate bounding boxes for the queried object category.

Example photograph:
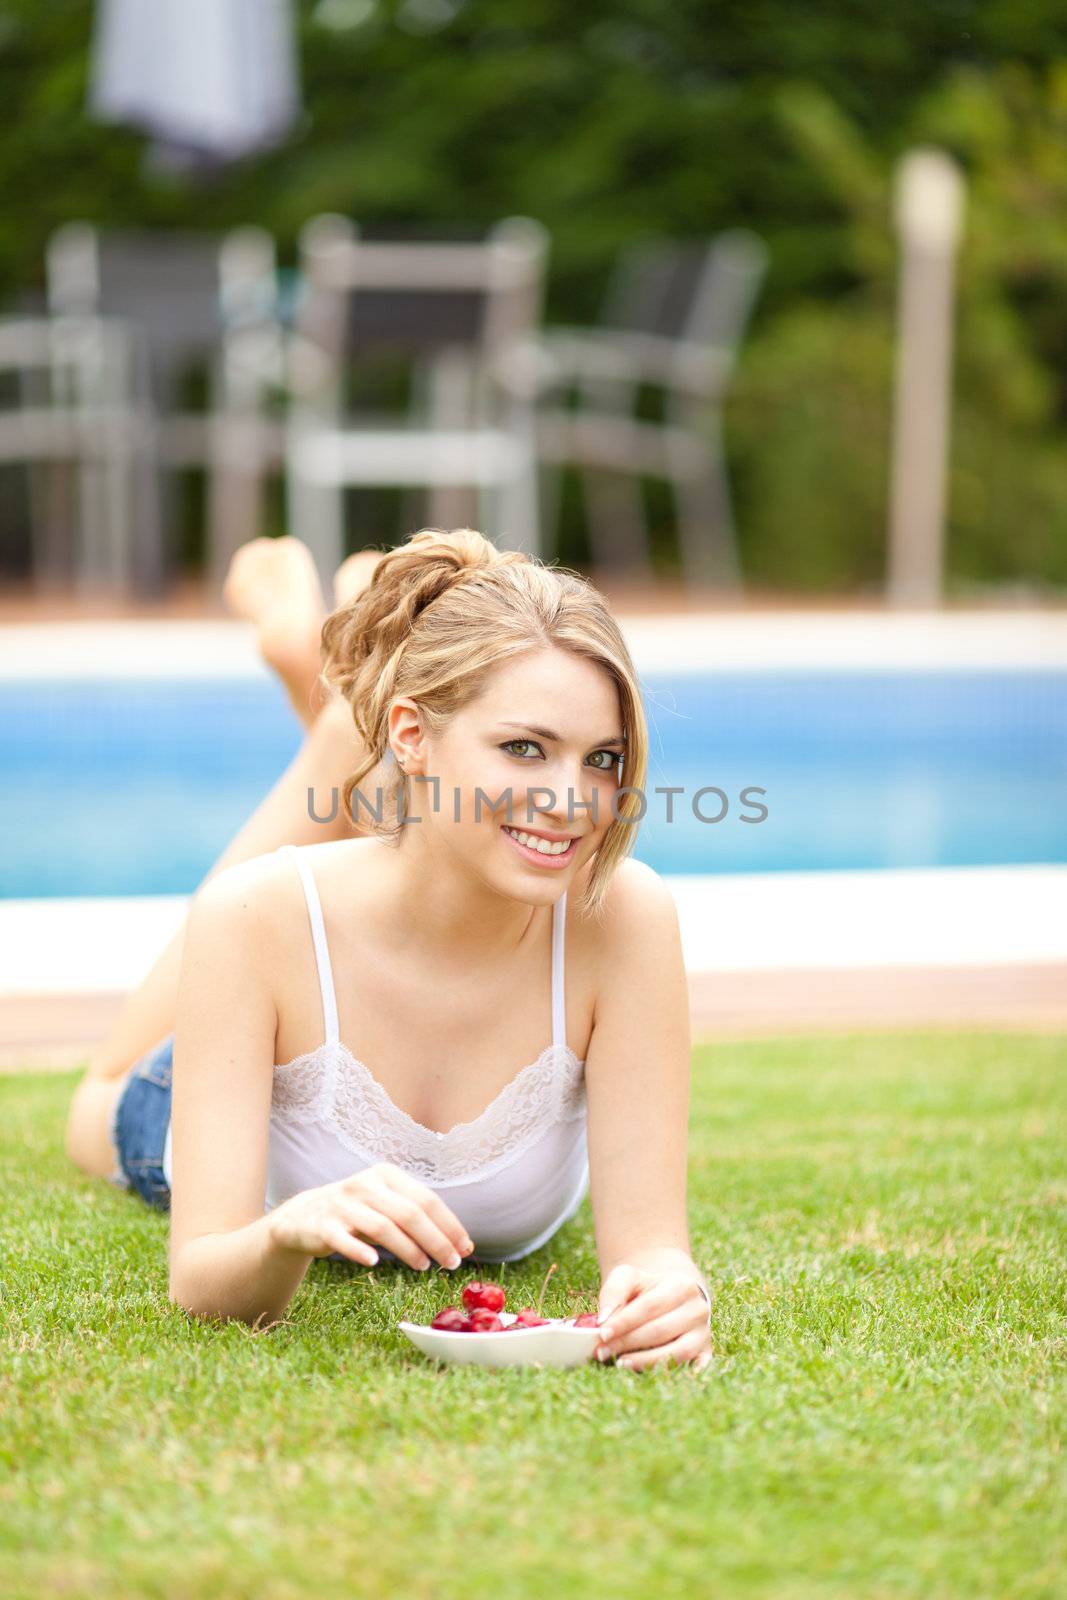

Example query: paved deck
[2,962,1064,1074]
[5,572,1066,626]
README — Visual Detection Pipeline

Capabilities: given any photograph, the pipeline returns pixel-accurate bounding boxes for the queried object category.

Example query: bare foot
[333,548,388,609]
[223,536,327,727]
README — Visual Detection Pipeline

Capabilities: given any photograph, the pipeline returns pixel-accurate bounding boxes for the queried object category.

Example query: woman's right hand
[266,1162,474,1271]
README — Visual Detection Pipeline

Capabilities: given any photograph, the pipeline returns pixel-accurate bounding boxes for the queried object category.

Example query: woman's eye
[500,740,622,771]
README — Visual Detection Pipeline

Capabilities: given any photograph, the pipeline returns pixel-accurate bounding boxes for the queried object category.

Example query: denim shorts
[110,1032,174,1212]
[108,1032,394,1263]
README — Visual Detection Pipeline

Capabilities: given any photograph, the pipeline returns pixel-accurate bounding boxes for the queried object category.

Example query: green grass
[1,1032,1064,1600]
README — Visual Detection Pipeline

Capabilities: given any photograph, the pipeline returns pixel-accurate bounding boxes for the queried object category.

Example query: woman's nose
[532,766,598,829]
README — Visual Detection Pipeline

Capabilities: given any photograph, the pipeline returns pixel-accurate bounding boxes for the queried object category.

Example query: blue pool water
[2,670,1064,898]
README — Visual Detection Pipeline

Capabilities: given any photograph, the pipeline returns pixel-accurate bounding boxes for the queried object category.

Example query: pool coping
[2,610,1067,676]
[5,865,1064,990]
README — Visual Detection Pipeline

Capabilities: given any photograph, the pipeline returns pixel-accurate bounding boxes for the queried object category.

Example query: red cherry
[512,1308,550,1327]
[468,1308,505,1332]
[430,1307,473,1332]
[572,1313,600,1328]
[462,1281,506,1313]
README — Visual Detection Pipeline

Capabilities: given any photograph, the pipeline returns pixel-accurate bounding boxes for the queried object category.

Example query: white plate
[397,1310,604,1368]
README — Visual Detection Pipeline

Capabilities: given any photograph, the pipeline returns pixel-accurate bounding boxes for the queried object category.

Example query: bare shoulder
[190,847,288,930]
[572,855,677,939]
[569,856,681,1006]
[192,837,380,958]
[193,837,355,912]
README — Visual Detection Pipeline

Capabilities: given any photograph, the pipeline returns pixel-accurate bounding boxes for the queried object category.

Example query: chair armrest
[537,326,730,397]
[0,312,135,385]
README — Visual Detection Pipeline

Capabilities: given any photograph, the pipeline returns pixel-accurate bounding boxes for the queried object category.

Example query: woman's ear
[386,698,426,774]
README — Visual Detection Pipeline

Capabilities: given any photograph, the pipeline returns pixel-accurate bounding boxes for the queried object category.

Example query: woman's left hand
[595,1263,713,1374]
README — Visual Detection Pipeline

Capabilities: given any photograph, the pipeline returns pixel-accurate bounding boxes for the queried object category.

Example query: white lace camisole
[160,842,590,1264]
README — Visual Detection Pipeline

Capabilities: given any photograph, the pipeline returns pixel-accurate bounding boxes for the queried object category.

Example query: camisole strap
[279,843,339,1048]
[551,890,568,1053]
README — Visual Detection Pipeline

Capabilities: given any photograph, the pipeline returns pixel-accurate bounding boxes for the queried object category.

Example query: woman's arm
[168,863,313,1327]
[583,860,712,1370]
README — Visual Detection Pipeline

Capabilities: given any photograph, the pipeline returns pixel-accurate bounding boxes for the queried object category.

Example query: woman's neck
[364,832,548,969]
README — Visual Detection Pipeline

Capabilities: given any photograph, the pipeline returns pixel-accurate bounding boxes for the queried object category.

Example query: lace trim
[271,1040,587,1184]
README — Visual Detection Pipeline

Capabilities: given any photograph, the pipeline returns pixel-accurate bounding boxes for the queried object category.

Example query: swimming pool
[3,667,1064,898]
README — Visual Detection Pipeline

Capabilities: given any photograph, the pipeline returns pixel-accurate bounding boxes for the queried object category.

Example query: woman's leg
[63,539,384,1179]
[222,535,387,730]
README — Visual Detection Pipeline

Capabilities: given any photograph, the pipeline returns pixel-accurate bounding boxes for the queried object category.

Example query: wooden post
[887,148,965,607]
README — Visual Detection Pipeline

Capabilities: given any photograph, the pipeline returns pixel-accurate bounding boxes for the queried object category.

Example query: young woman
[64,527,711,1372]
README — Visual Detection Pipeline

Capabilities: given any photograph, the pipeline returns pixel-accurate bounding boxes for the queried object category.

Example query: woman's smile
[500,823,579,868]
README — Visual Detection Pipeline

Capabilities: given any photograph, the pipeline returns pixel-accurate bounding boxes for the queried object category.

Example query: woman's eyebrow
[497,721,627,745]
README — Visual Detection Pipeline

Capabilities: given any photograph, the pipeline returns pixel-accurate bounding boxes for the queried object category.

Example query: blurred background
[1,0,1065,1052]
[1,0,1067,603]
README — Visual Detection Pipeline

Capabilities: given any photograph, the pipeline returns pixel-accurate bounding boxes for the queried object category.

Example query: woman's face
[398,646,627,901]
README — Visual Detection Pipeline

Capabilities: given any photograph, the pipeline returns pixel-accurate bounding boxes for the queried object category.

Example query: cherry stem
[535,1262,558,1319]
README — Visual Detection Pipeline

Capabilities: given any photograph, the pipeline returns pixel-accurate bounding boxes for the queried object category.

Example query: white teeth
[504,826,573,856]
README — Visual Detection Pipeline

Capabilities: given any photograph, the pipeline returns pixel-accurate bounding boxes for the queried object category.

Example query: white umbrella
[89,0,301,163]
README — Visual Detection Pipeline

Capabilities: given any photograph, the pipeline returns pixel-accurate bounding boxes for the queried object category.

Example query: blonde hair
[318,527,648,919]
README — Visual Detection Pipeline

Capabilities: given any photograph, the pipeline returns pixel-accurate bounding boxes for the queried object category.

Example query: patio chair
[284,214,549,587]
[536,229,768,590]
[45,222,281,595]
[0,312,152,594]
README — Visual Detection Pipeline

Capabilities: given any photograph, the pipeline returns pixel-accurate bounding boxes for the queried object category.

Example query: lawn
[1,1032,1063,1600]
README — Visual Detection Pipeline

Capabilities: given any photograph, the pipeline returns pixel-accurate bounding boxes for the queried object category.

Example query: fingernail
[599,1325,614,1341]
[446,1252,461,1269]
[461,1239,474,1254]
[596,1347,612,1362]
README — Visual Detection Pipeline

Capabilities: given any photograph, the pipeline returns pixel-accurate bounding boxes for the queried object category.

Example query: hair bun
[411,526,513,573]
[395,527,527,618]
[320,527,526,696]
